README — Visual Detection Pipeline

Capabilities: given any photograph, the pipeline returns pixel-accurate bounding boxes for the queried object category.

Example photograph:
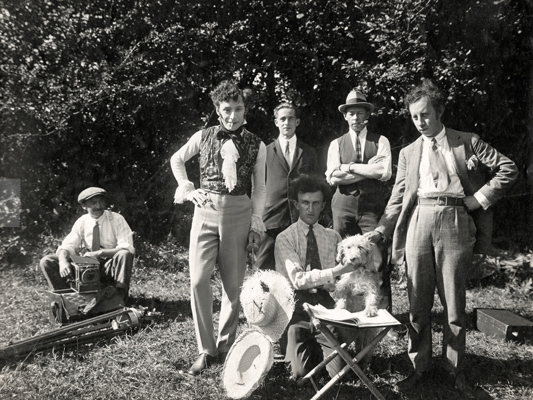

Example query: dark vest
[199,126,261,196]
[333,131,389,214]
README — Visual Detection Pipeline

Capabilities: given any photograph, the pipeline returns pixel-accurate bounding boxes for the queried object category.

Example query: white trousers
[188,193,251,356]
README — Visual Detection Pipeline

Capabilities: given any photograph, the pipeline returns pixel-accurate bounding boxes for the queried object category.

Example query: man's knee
[113,250,133,266]
[40,255,58,270]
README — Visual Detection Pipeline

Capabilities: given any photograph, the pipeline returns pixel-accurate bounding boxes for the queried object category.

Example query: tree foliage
[0,0,531,248]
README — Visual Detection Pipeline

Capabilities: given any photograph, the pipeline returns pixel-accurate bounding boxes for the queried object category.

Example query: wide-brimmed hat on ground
[240,270,295,342]
[338,90,375,113]
[222,329,274,399]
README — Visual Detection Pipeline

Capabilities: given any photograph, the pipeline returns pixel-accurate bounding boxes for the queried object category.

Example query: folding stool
[297,303,401,400]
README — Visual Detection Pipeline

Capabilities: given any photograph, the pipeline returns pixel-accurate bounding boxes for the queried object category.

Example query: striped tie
[355,132,362,163]
[429,138,450,191]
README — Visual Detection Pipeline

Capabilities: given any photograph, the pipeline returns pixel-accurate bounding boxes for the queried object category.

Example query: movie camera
[69,255,101,293]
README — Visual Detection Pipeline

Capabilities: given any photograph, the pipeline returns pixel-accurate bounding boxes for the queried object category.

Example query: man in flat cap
[325,89,393,311]
[40,187,134,301]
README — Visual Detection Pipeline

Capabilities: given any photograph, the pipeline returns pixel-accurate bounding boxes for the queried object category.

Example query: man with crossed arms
[326,89,393,311]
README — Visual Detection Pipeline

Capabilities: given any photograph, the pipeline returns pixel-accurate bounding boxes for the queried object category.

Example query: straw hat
[222,329,274,399]
[240,270,295,342]
[338,90,374,113]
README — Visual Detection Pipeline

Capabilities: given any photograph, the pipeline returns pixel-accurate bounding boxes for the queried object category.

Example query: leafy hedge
[1,0,531,251]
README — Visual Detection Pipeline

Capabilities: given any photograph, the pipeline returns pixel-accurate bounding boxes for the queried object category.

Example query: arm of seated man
[84,247,129,260]
[275,233,355,290]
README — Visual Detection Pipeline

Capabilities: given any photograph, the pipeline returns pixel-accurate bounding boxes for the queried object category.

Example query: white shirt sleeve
[113,214,135,254]
[377,135,392,182]
[325,139,340,184]
[251,142,267,232]
[170,130,203,203]
[57,217,84,256]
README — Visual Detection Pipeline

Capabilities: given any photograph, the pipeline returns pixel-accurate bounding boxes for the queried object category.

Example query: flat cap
[78,187,107,204]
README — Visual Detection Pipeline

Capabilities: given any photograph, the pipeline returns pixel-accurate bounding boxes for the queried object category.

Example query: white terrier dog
[332,234,385,366]
[333,234,383,316]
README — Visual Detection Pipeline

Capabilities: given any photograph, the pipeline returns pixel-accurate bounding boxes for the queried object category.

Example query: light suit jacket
[376,128,518,263]
[263,138,318,230]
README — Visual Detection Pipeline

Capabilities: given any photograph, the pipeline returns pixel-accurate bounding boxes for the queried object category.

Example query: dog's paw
[365,306,378,317]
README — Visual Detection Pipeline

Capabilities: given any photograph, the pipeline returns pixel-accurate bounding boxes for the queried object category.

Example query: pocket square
[467,155,479,170]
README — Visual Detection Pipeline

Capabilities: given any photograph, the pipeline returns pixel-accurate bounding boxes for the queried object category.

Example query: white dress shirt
[278,135,297,166]
[417,126,490,209]
[57,210,135,256]
[325,127,392,183]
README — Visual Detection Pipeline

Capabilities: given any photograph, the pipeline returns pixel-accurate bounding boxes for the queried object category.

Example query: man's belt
[418,197,464,206]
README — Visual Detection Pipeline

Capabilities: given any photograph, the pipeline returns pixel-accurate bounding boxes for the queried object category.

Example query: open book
[306,304,401,328]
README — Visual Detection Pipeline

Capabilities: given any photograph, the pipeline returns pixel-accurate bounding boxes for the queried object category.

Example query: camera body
[70,256,101,293]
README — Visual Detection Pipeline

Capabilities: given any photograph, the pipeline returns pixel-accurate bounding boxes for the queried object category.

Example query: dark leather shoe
[386,329,400,341]
[397,372,424,391]
[453,372,476,399]
[217,351,228,365]
[187,353,216,376]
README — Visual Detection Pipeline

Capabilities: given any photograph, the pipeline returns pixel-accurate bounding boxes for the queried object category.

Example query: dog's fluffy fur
[332,234,384,365]
[332,234,382,316]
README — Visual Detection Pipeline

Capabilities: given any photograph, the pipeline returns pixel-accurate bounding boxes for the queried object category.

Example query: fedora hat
[240,270,295,342]
[338,90,374,113]
[222,329,274,399]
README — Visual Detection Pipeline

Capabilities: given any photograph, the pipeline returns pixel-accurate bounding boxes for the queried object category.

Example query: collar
[88,210,111,224]
[421,125,446,145]
[297,218,319,235]
[349,126,367,139]
[278,135,297,148]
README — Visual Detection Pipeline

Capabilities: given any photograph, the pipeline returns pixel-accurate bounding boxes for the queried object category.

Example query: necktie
[305,225,321,270]
[429,138,450,191]
[92,222,100,251]
[284,141,291,167]
[355,132,362,163]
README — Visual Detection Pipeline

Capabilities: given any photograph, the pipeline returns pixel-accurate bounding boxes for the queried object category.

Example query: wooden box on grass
[475,308,533,342]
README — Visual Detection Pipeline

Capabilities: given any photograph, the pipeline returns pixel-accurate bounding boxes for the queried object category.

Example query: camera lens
[81,269,99,284]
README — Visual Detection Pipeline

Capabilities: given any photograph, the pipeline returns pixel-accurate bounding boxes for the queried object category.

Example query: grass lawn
[0,245,532,400]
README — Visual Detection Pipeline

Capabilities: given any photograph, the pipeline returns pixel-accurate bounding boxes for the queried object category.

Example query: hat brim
[338,102,374,113]
[222,329,274,399]
[240,270,295,342]
[77,187,107,204]
[80,192,107,202]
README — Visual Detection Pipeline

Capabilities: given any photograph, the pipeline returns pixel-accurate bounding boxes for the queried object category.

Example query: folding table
[297,303,402,400]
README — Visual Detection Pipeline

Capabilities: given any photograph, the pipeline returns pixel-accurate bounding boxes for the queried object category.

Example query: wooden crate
[475,308,533,342]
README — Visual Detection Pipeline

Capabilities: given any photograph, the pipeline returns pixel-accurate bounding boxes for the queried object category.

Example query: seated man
[40,187,134,301]
[275,175,355,379]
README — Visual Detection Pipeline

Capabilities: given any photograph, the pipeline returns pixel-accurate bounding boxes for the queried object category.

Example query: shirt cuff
[322,268,335,285]
[251,214,266,233]
[473,191,491,210]
[174,182,195,204]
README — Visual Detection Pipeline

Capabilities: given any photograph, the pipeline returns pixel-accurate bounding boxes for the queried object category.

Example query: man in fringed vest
[171,81,266,376]
[325,90,393,311]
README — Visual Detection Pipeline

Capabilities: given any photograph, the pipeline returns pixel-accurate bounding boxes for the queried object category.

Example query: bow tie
[217,126,244,142]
